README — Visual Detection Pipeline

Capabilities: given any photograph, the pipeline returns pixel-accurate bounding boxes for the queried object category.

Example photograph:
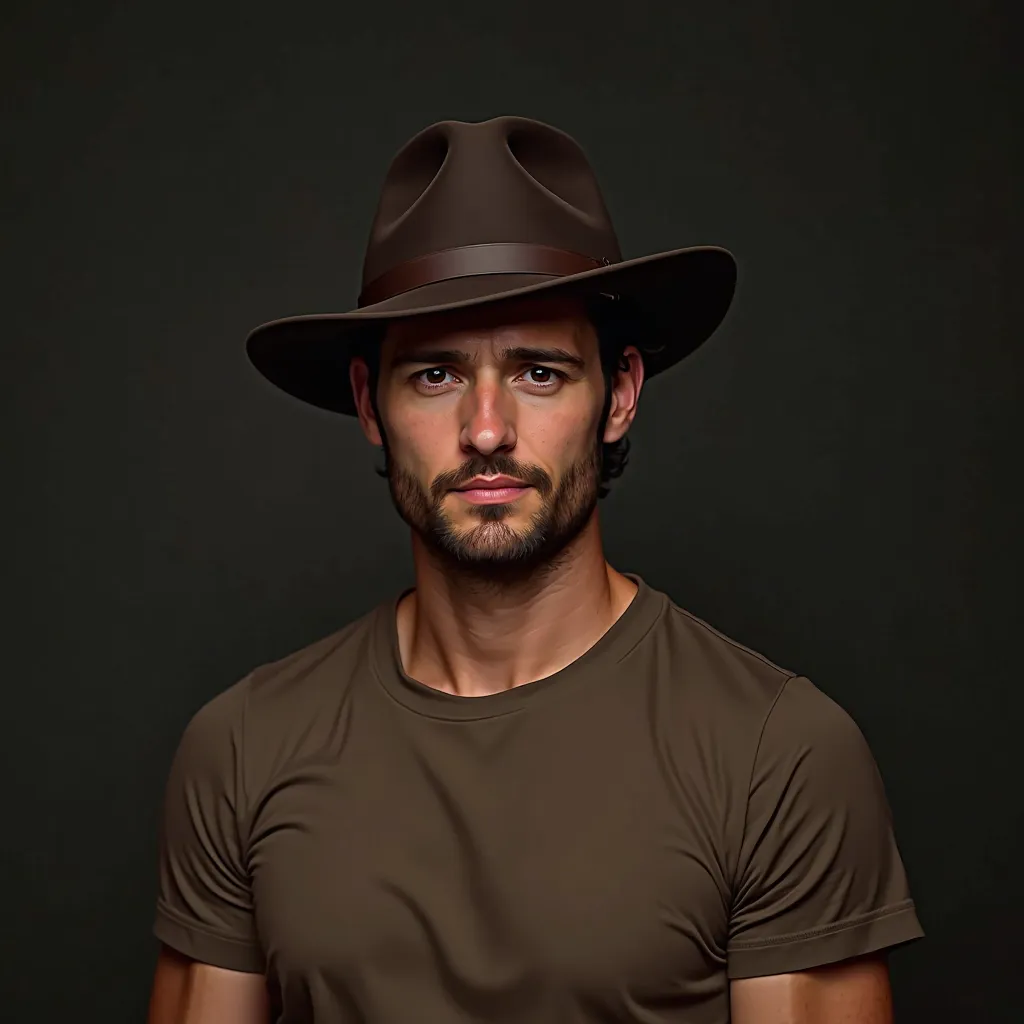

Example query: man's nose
[458,375,518,456]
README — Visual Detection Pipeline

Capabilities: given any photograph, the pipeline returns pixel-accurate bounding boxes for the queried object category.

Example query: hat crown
[362,116,623,286]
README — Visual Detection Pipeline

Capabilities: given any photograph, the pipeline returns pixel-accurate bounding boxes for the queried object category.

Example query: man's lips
[454,476,528,491]
[452,477,532,504]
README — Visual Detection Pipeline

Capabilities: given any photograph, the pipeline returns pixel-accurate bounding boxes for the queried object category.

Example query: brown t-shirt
[153,574,922,1022]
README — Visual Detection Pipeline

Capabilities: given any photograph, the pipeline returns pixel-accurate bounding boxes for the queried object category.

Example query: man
[148,116,923,1024]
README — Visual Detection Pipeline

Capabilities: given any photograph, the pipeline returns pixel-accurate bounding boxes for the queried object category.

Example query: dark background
[3,1,1019,1020]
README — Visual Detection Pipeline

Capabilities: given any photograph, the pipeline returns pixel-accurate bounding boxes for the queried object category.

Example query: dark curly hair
[350,294,647,499]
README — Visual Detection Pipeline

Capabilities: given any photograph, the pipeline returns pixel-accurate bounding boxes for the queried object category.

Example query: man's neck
[396,522,638,698]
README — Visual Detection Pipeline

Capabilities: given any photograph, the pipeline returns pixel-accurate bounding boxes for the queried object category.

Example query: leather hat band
[358,242,608,307]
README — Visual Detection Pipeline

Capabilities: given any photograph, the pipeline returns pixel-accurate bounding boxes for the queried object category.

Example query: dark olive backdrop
[3,1,1019,1021]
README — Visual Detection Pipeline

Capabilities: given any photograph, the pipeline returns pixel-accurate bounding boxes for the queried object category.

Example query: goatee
[384,441,602,587]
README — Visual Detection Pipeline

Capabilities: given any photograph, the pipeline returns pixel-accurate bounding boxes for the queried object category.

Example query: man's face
[351,296,641,582]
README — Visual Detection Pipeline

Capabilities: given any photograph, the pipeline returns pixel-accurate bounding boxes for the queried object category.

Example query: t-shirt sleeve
[726,674,923,979]
[152,679,266,973]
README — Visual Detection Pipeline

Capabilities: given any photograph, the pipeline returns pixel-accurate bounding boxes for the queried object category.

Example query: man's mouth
[453,477,531,504]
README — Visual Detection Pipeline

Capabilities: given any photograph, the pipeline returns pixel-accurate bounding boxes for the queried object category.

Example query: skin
[730,954,895,1023]
[147,293,896,1022]
[146,947,268,1024]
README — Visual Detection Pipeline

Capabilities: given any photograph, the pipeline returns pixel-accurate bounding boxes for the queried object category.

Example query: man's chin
[415,519,542,566]
[440,524,537,561]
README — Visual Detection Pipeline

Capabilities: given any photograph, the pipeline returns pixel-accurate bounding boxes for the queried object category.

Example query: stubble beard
[383,438,603,587]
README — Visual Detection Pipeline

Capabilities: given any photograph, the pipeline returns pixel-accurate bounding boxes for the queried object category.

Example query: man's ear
[349,355,383,446]
[602,346,644,445]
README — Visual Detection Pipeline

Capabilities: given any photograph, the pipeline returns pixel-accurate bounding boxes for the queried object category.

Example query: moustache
[432,456,552,500]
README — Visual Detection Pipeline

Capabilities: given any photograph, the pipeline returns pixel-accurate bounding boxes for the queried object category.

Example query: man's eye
[525,367,563,385]
[417,368,454,386]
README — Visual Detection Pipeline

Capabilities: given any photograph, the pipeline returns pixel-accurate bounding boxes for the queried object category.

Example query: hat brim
[245,245,737,416]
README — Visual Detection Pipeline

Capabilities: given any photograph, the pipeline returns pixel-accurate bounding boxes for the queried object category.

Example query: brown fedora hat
[246,115,737,416]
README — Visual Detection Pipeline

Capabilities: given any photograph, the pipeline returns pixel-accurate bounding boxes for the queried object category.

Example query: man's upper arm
[727,675,924,977]
[147,945,269,1024]
[730,953,893,1024]
[153,680,266,972]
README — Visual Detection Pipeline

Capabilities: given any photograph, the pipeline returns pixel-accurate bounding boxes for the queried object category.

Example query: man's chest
[244,714,735,1016]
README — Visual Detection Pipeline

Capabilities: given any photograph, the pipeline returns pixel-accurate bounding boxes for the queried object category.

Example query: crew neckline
[370,572,666,721]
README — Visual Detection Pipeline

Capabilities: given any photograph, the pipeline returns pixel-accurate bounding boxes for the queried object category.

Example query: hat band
[358,242,608,307]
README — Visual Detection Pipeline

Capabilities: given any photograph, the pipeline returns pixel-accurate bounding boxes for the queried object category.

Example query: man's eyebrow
[389,348,472,369]
[389,346,586,371]
[503,346,587,371]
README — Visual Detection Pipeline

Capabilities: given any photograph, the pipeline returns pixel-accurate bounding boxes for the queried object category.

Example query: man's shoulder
[183,598,387,747]
[641,586,797,723]
[643,587,865,759]
[665,599,793,677]
[244,599,389,717]
[249,606,380,694]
